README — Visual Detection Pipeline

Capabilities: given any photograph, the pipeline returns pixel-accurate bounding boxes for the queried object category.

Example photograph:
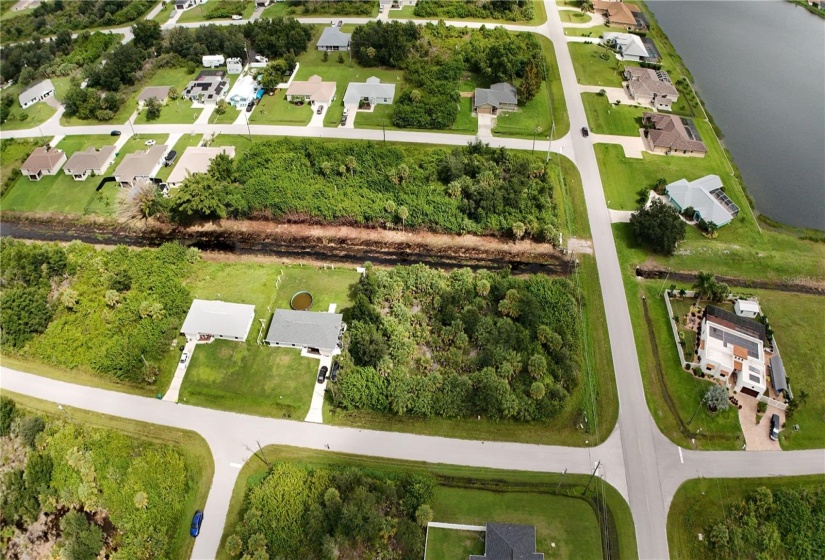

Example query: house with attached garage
[63,146,117,181]
[344,77,396,108]
[473,82,518,115]
[603,32,656,62]
[175,0,198,12]
[317,26,351,51]
[285,75,336,106]
[264,309,344,357]
[593,0,647,31]
[114,145,169,187]
[20,146,66,180]
[136,86,171,108]
[18,79,55,109]
[181,299,256,342]
[642,113,707,157]
[624,67,679,110]
[167,146,236,188]
[666,175,739,227]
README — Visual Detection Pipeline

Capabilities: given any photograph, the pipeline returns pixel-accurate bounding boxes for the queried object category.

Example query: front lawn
[134,99,202,125]
[492,82,553,139]
[564,24,613,37]
[218,446,637,560]
[559,9,592,24]
[0,82,57,130]
[248,89,313,125]
[425,529,484,560]
[210,105,241,124]
[568,42,626,86]
[582,92,645,136]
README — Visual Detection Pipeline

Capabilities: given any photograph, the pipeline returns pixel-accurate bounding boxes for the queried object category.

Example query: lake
[647,0,825,230]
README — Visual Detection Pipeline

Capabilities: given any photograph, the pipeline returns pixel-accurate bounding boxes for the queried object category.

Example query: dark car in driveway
[330,361,340,382]
[190,510,203,537]
[769,414,780,441]
[317,366,328,384]
[110,130,122,136]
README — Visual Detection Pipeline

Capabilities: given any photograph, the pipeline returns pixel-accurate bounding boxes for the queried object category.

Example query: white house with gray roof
[317,26,351,51]
[666,175,739,227]
[265,309,344,356]
[473,82,518,115]
[181,299,256,342]
[18,79,55,108]
[604,32,651,62]
[343,77,396,107]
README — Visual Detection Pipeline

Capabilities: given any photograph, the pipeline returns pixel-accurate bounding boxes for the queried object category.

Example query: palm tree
[345,156,357,177]
[692,271,717,301]
[580,0,594,13]
[512,221,526,241]
[396,205,408,229]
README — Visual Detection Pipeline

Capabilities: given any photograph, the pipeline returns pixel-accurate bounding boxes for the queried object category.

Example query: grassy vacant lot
[564,24,612,38]
[218,446,637,560]
[209,133,257,158]
[155,133,204,181]
[559,9,592,24]
[425,528,484,560]
[176,0,255,23]
[134,99,202,125]
[668,475,825,560]
[248,88,313,126]
[2,134,122,216]
[354,97,478,135]
[6,391,214,560]
[568,42,628,86]
[582,92,645,136]
[0,83,56,130]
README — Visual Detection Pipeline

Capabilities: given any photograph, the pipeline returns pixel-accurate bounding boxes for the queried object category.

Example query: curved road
[1,3,823,559]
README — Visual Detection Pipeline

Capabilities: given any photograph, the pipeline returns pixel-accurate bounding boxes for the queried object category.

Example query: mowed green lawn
[176,1,255,23]
[425,529,485,560]
[248,88,313,126]
[582,92,645,136]
[667,475,825,560]
[134,99,202,125]
[0,82,56,130]
[559,9,592,23]
[568,42,628,86]
[273,266,360,311]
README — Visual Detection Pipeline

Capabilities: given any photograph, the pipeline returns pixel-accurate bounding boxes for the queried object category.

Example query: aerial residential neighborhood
[0,2,823,560]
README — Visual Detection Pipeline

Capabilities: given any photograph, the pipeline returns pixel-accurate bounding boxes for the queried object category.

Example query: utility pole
[555,468,567,494]
[382,119,386,144]
[583,460,601,496]
[256,440,270,468]
[245,113,252,142]
[57,404,73,423]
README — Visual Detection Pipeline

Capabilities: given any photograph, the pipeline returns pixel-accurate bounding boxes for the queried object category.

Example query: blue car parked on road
[190,510,204,537]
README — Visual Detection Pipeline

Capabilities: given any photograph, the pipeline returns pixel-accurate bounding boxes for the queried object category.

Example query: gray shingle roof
[180,299,256,340]
[470,523,544,560]
[264,309,343,351]
[343,77,396,104]
[474,82,518,108]
[317,26,351,49]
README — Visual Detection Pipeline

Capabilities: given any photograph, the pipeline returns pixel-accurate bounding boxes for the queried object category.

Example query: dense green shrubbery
[0,405,190,559]
[0,240,196,383]
[333,264,581,421]
[203,0,248,19]
[288,0,376,15]
[178,138,559,238]
[414,0,535,22]
[351,20,421,68]
[227,462,433,559]
[705,486,825,558]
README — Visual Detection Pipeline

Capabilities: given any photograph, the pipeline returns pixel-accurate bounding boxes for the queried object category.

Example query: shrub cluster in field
[0,240,196,384]
[226,462,434,560]
[166,139,560,240]
[333,264,581,421]
[0,398,190,559]
[290,0,376,16]
[705,486,825,558]
[413,0,535,22]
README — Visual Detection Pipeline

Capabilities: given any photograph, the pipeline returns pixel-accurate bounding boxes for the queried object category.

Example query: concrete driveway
[163,338,197,402]
[308,104,327,127]
[738,395,784,451]
[590,133,646,158]
[477,113,494,137]
[305,355,332,423]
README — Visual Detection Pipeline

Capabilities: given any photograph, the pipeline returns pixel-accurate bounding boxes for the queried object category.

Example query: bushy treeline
[0,397,191,559]
[0,31,115,85]
[333,264,581,421]
[351,20,421,68]
[414,0,536,22]
[705,486,825,559]
[288,0,377,15]
[0,0,156,42]
[226,462,433,560]
[0,240,196,384]
[169,138,560,239]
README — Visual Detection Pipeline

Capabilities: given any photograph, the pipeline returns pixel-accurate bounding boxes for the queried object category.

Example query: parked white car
[180,352,189,365]
[255,55,268,63]
[231,14,242,20]
[144,139,156,146]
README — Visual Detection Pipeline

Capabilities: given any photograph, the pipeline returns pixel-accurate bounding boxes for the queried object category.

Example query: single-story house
[623,67,679,110]
[114,144,169,187]
[734,299,761,319]
[227,57,244,74]
[470,523,544,560]
[226,74,259,109]
[343,77,396,107]
[203,55,225,68]
[175,0,197,11]
[63,146,117,181]
[18,79,55,109]
[137,86,171,108]
[20,146,66,181]
[603,32,654,63]
[698,305,769,396]
[181,299,256,342]
[473,82,518,115]
[182,72,229,104]
[285,75,336,105]
[769,355,789,396]
[264,309,344,356]
[166,146,236,188]
[256,0,272,7]
[666,175,740,227]
[593,0,647,31]
[317,26,351,51]
[642,113,707,156]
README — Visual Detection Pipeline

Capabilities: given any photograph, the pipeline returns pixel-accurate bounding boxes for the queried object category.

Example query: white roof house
[343,77,396,106]
[264,309,344,356]
[734,299,761,319]
[18,79,55,109]
[181,299,256,342]
[604,32,650,62]
[167,146,236,187]
[226,74,259,109]
[227,57,244,74]
[666,175,740,227]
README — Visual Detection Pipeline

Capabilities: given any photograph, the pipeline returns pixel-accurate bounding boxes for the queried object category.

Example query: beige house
[642,113,707,157]
[63,146,117,181]
[285,75,336,105]
[137,86,171,108]
[473,82,518,115]
[20,146,66,180]
[593,1,647,31]
[114,145,169,187]
[167,146,236,188]
[623,67,679,111]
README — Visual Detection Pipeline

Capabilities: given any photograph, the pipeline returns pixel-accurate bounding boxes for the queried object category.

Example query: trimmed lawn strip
[667,475,825,560]
[559,10,592,24]
[582,92,645,136]
[425,528,484,560]
[134,101,202,125]
[568,42,628,86]
[564,24,613,38]
[4,390,214,560]
[218,445,637,560]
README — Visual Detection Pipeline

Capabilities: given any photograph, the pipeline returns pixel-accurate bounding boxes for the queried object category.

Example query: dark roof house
[470,523,544,560]
[473,82,518,114]
[642,113,707,156]
[264,309,344,355]
[317,26,351,51]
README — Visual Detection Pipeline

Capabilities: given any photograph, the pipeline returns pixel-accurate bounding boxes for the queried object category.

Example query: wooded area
[413,0,536,22]
[333,264,581,421]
